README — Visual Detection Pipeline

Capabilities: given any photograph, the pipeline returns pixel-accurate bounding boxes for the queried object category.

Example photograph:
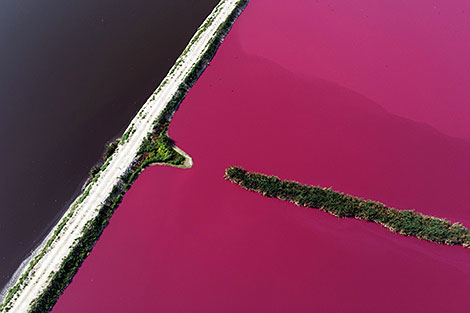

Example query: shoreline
[0,1,248,312]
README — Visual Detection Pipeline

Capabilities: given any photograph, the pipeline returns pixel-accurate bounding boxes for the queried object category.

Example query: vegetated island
[0,1,249,312]
[225,166,470,248]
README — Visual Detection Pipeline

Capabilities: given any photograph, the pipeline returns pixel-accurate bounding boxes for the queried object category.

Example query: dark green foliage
[103,139,120,160]
[89,165,100,178]
[120,124,134,144]
[84,139,119,187]
[225,166,470,248]
[139,133,185,167]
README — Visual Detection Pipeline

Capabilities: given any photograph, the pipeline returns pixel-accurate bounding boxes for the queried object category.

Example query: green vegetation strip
[225,166,470,247]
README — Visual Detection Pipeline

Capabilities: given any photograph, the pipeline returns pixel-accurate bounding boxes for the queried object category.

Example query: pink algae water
[54,1,470,312]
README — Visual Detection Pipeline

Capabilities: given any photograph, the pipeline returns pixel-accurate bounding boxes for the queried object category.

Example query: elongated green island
[225,166,470,247]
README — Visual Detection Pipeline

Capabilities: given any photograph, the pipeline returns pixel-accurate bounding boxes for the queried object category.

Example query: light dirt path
[1,1,244,311]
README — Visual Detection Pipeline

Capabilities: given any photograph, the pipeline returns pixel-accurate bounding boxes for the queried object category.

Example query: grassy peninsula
[225,166,470,248]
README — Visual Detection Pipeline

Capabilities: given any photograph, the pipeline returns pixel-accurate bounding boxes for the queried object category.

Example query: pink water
[54,1,470,312]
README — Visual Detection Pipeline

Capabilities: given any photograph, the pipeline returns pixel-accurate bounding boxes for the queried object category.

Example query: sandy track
[1,1,243,311]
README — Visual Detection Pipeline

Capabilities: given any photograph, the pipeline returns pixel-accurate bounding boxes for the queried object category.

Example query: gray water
[0,0,218,289]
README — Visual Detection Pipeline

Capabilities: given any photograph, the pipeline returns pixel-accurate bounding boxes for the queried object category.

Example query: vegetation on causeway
[225,166,470,248]
[139,123,185,167]
[1,2,250,312]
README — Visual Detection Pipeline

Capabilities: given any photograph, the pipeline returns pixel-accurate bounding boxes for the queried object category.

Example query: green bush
[103,139,120,160]
[89,165,100,178]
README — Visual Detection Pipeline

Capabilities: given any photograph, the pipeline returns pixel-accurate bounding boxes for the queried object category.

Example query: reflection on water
[0,0,218,288]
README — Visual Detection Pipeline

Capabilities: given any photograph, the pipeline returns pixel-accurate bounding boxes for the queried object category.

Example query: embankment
[0,1,248,312]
